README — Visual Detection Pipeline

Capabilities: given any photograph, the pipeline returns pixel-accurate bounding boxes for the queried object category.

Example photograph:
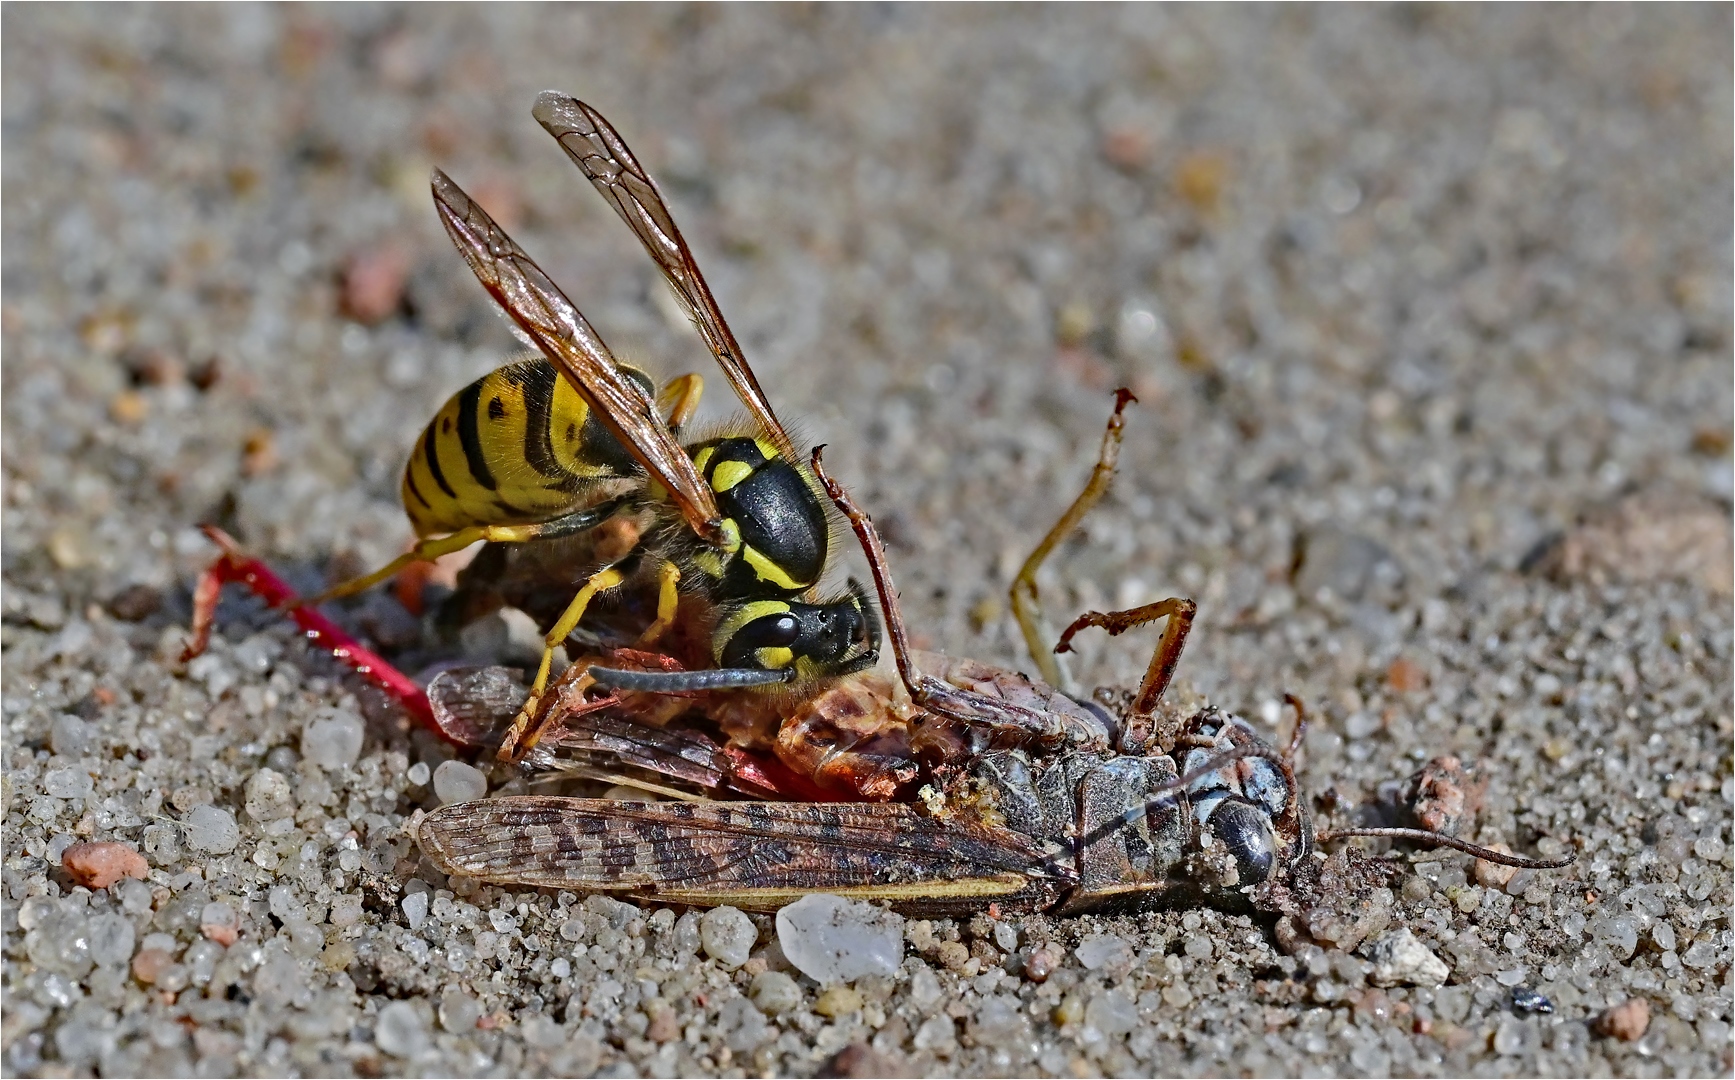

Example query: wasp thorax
[692,437,827,597]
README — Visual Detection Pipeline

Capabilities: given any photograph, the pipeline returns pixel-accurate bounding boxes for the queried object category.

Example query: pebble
[243,767,294,822]
[1590,913,1639,960]
[1511,987,1554,1014]
[1473,845,1519,888]
[775,893,905,985]
[913,1014,957,1053]
[42,766,93,799]
[183,805,239,854]
[750,970,803,1016]
[1023,945,1058,982]
[87,913,135,968]
[104,583,162,622]
[1492,1016,1527,1055]
[1085,990,1138,1036]
[1074,933,1134,972]
[439,989,482,1033]
[302,709,365,770]
[432,760,487,804]
[908,963,942,1011]
[401,891,429,930]
[374,1000,429,1057]
[61,842,149,889]
[972,994,1026,1040]
[131,948,175,984]
[814,985,863,1018]
[1294,526,1402,603]
[50,715,92,756]
[1364,928,1450,988]
[1596,998,1651,1041]
[341,245,410,325]
[699,905,756,969]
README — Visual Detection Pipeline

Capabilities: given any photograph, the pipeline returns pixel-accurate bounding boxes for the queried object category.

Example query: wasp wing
[418,796,1061,912]
[431,170,724,543]
[532,92,797,462]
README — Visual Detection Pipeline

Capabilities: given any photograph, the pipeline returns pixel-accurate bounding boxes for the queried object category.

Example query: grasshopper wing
[418,796,1063,913]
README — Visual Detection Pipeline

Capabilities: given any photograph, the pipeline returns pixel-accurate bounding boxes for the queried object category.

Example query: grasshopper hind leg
[1054,597,1196,754]
[1009,389,1136,693]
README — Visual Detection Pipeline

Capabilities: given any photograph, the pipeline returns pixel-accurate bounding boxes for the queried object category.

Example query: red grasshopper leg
[182,525,443,739]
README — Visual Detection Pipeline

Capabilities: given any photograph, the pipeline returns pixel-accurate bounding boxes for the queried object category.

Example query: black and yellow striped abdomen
[402,358,651,536]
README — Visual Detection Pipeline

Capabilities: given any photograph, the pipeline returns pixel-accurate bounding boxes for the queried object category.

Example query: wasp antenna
[1317,827,1576,870]
[589,666,792,693]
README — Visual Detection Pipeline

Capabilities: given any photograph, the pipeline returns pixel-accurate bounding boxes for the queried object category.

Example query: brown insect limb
[1054,594,1197,722]
[810,447,1068,746]
[1271,693,1308,843]
[1010,388,1137,692]
[1315,827,1576,870]
[1282,693,1307,761]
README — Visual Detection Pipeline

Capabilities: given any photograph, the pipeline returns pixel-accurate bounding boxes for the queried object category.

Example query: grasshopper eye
[1207,798,1277,886]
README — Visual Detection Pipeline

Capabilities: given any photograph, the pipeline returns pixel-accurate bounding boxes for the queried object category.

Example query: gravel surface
[4,6,1731,1077]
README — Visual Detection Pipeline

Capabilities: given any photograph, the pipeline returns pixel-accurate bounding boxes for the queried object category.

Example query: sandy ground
[3,5,1731,1077]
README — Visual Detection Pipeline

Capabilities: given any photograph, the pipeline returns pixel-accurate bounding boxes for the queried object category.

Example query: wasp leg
[637,560,683,645]
[1009,389,1136,693]
[1054,596,1196,753]
[302,500,626,607]
[500,564,629,761]
[657,373,704,435]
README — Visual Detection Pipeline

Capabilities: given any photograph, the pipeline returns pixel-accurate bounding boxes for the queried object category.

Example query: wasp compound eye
[717,605,805,670]
[1207,798,1277,886]
[759,613,801,646]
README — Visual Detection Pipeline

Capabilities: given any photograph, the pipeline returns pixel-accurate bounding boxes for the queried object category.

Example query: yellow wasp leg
[499,564,628,761]
[658,373,704,434]
[531,565,626,700]
[302,500,625,607]
[637,560,682,645]
[1009,389,1135,692]
[302,522,550,606]
[496,562,630,762]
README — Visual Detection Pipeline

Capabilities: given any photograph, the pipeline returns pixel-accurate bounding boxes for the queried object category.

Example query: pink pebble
[61,842,149,889]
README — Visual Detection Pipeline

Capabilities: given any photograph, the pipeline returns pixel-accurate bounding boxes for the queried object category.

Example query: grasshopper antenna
[1314,828,1576,870]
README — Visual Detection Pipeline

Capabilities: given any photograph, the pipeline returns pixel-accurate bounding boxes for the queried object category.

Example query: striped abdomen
[402,358,650,536]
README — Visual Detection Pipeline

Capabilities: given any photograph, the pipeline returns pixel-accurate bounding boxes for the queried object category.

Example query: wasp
[277,92,879,748]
